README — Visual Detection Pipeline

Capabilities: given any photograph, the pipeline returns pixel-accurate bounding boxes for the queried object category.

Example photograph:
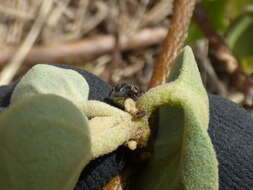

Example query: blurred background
[0,0,253,113]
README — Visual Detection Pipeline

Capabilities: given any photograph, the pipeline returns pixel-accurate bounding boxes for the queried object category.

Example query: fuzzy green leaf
[11,64,89,113]
[0,94,91,190]
[134,46,218,190]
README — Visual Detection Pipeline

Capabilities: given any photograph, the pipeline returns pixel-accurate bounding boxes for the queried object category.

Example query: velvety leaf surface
[50,64,112,102]
[11,64,89,112]
[0,95,91,190]
[134,47,218,190]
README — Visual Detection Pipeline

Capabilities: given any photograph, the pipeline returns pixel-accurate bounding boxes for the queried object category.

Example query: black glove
[0,64,252,190]
[209,94,253,190]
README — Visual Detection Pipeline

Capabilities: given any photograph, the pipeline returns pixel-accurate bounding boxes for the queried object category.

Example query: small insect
[134,110,146,118]
[109,83,145,119]
[110,83,142,101]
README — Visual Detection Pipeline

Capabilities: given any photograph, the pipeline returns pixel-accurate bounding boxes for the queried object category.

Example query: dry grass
[0,0,249,107]
[0,0,173,86]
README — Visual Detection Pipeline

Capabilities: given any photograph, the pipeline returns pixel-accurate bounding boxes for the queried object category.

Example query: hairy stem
[149,0,197,88]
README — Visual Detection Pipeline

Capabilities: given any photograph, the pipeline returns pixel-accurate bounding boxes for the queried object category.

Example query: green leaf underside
[134,46,218,190]
[0,95,91,190]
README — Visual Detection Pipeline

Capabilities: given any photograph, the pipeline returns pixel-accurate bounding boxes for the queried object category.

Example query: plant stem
[148,0,197,88]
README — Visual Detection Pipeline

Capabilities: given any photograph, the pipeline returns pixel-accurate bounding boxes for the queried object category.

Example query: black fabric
[0,82,17,107]
[0,64,253,189]
[208,94,253,190]
[75,147,128,190]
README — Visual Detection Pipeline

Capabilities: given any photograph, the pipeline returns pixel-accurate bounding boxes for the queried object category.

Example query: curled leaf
[0,95,91,190]
[134,46,218,190]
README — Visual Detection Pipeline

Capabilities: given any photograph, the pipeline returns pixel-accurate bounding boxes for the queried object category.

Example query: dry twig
[194,3,253,105]
[193,3,239,74]
[0,4,33,20]
[140,0,173,27]
[0,27,167,67]
[119,0,150,36]
[42,0,74,43]
[193,40,227,96]
[51,1,108,43]
[0,0,54,85]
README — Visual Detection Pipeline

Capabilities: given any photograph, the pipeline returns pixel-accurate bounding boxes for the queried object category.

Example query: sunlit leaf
[227,0,253,19]
[241,57,253,74]
[11,64,89,113]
